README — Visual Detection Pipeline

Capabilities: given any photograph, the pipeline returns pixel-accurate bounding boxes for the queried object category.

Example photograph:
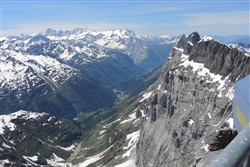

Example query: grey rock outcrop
[135,32,248,167]
[188,39,250,82]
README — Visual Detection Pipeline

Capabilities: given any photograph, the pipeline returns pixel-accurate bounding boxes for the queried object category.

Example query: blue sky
[1,0,249,36]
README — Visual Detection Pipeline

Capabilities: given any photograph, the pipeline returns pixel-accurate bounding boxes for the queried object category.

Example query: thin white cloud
[117,5,178,15]
[183,11,249,26]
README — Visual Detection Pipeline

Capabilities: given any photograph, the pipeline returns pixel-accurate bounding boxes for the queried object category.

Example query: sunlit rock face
[135,32,249,167]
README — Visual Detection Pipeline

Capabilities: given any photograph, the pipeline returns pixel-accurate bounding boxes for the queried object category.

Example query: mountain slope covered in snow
[4,28,174,76]
[0,28,176,117]
[0,48,116,118]
[0,110,82,166]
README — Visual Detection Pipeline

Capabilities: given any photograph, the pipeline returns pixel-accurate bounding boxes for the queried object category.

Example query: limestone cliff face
[135,32,248,167]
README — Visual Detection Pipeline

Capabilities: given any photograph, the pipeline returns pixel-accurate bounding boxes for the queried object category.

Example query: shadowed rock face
[209,128,237,151]
[135,32,247,167]
[188,40,250,82]
[176,32,201,55]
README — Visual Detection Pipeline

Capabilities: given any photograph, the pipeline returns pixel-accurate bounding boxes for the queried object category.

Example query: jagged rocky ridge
[134,32,250,166]
[228,43,250,57]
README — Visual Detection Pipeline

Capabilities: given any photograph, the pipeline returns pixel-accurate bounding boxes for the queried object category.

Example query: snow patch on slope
[114,159,136,167]
[140,91,153,102]
[0,110,47,134]
[198,36,214,43]
[23,156,40,166]
[122,130,140,158]
[76,145,113,167]
[0,50,80,98]
[228,44,250,57]
[188,119,194,125]
[226,118,234,129]
[120,112,137,124]
[113,131,140,167]
[179,53,233,100]
[46,153,70,167]
[201,144,209,152]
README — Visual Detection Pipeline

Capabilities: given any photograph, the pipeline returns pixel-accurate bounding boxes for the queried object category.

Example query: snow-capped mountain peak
[27,34,50,45]
[43,28,57,36]
[137,34,181,45]
[0,49,80,99]
[41,28,90,40]
[0,36,7,42]
[1,28,162,67]
[199,36,214,42]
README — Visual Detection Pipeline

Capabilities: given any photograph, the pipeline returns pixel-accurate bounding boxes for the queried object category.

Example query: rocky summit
[135,32,246,167]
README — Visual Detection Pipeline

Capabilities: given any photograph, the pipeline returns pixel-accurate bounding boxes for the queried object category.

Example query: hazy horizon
[1,0,249,37]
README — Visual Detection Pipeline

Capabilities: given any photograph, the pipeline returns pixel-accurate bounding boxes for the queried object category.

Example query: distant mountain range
[5,28,179,71]
[0,28,178,117]
[211,35,249,45]
[137,34,182,45]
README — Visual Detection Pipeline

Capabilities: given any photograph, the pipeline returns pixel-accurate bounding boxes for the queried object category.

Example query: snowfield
[0,110,47,134]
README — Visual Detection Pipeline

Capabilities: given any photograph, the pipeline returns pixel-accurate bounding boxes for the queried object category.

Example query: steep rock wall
[135,32,246,167]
